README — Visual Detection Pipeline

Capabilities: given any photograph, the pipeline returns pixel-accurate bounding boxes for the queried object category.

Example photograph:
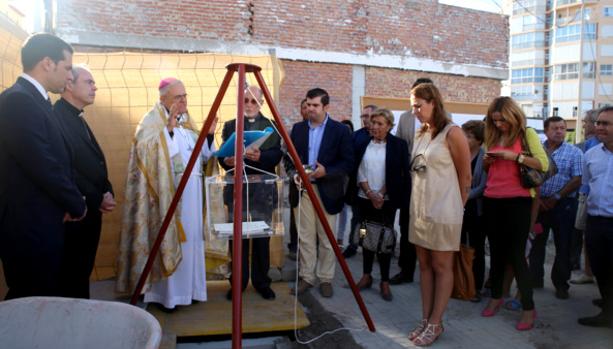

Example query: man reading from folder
[218,86,282,301]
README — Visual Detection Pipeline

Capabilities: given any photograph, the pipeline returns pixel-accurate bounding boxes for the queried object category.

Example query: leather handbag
[518,130,558,188]
[451,243,476,300]
[354,221,396,254]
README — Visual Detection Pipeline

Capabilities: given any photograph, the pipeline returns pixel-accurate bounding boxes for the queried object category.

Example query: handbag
[354,220,397,254]
[451,240,476,300]
[575,192,588,230]
[518,129,558,188]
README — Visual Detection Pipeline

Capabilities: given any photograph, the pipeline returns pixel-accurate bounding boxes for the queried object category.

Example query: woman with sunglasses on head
[347,109,410,301]
[480,96,548,331]
[407,84,471,346]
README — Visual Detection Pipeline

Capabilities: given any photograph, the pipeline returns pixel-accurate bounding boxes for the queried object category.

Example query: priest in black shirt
[54,65,116,298]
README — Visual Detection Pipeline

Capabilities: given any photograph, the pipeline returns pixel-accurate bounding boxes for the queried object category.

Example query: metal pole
[231,64,247,349]
[129,69,234,305]
[253,69,377,333]
[576,1,585,143]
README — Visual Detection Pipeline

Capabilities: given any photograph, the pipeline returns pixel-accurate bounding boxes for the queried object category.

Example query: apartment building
[510,0,613,127]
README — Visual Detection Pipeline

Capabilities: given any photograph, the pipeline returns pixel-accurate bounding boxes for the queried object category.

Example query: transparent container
[205,173,287,240]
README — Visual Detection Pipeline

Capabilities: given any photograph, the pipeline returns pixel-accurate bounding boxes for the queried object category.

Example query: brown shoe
[380,281,393,301]
[320,282,333,298]
[356,275,373,290]
[290,280,313,295]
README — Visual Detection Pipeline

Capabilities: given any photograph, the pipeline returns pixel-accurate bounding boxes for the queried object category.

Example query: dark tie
[46,97,52,109]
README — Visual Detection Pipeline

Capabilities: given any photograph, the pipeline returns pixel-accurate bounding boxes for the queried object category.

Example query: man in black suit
[218,86,282,301]
[288,88,354,298]
[0,33,87,299]
[54,65,116,298]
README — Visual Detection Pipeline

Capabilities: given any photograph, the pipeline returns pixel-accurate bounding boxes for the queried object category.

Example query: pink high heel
[481,298,504,317]
[516,310,537,331]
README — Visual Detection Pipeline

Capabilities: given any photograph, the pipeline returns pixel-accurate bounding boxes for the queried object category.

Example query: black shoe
[555,288,569,300]
[257,287,276,300]
[533,280,544,289]
[593,298,604,308]
[342,246,357,258]
[226,289,245,301]
[470,294,482,303]
[389,272,413,285]
[578,312,613,328]
[152,302,176,313]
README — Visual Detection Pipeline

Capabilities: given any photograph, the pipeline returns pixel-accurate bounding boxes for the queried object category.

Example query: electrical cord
[292,181,367,345]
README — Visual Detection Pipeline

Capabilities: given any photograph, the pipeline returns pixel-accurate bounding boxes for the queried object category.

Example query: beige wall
[72,52,279,279]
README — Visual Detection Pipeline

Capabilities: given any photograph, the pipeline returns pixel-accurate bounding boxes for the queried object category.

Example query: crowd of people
[1,33,612,347]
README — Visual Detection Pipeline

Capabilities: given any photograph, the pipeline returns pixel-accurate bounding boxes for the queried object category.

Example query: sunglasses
[244,98,260,105]
[410,154,427,172]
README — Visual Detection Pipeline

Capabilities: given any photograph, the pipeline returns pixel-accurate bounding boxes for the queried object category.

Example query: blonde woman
[480,97,548,331]
[407,84,471,346]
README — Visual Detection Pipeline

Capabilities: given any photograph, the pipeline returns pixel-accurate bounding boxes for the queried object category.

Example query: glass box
[205,173,287,240]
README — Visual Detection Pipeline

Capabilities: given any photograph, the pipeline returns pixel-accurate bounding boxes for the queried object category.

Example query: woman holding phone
[480,97,549,331]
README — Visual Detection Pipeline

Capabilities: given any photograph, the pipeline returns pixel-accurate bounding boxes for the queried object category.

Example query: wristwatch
[517,154,525,164]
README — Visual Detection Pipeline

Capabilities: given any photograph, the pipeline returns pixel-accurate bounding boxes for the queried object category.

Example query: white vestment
[144,123,215,308]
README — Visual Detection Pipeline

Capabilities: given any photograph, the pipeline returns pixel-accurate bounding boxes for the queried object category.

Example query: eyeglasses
[410,154,427,172]
[595,120,612,127]
[172,94,187,101]
[244,98,260,105]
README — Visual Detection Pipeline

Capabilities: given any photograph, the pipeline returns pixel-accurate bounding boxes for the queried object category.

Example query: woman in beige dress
[407,83,471,346]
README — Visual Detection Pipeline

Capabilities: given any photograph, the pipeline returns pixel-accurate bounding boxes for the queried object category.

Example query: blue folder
[214,127,274,157]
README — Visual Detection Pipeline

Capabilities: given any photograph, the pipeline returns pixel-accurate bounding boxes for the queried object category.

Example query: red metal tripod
[129,63,376,349]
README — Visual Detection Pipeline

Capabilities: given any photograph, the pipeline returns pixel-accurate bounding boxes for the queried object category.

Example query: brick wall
[57,0,508,69]
[57,0,251,41]
[278,60,353,126]
[365,67,502,104]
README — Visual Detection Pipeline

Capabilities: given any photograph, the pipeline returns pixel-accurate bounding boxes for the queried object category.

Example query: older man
[528,116,583,299]
[116,78,215,310]
[0,33,86,299]
[218,86,282,300]
[578,106,613,328]
[343,104,376,258]
[54,65,116,298]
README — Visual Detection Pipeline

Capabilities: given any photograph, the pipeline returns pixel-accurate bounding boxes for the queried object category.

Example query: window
[555,23,597,43]
[511,85,536,100]
[553,63,595,80]
[557,0,578,6]
[512,32,545,49]
[604,7,613,17]
[511,67,545,83]
[554,63,578,80]
[583,62,595,79]
[601,64,613,76]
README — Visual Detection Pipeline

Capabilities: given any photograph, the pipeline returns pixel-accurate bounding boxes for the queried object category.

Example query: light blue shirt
[307,114,329,168]
[583,143,613,217]
[540,141,583,198]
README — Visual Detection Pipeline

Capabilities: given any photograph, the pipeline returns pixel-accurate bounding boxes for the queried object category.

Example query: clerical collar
[21,73,49,101]
[246,113,262,123]
[58,97,84,117]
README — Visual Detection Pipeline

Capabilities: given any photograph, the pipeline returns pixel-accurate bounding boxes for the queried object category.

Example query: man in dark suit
[0,33,87,299]
[343,104,376,258]
[288,88,354,298]
[54,65,116,298]
[218,86,282,301]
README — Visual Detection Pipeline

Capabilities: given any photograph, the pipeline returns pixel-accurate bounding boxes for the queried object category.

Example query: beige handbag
[575,192,587,231]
